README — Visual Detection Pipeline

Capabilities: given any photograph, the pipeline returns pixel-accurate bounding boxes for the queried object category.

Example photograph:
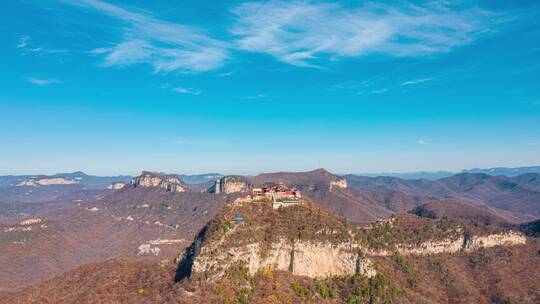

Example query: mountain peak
[129,171,187,192]
[310,168,332,174]
[176,197,375,282]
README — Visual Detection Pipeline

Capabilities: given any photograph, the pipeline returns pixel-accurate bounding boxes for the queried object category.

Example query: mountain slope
[462,165,540,176]
[0,172,231,291]
[356,165,540,180]
[250,168,347,191]
[7,197,537,304]
[410,199,513,225]
[224,169,433,224]
[345,173,540,218]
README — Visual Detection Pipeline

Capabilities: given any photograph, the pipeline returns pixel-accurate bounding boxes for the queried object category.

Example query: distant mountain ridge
[178,173,223,185]
[461,166,540,176]
[358,171,454,180]
[356,165,540,180]
[2,165,538,186]
[0,171,131,189]
[345,172,540,218]
[204,169,524,225]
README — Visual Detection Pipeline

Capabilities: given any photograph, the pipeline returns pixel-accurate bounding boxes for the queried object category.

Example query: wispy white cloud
[171,87,201,95]
[370,88,388,94]
[417,139,429,145]
[17,36,68,54]
[160,84,201,95]
[232,1,500,66]
[245,93,267,100]
[63,0,229,73]
[332,75,434,94]
[402,78,432,86]
[329,80,371,92]
[26,77,63,86]
[17,36,29,49]
[217,71,234,77]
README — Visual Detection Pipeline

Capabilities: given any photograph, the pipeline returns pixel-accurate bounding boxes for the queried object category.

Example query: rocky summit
[177,197,377,282]
[129,171,187,193]
[177,196,526,283]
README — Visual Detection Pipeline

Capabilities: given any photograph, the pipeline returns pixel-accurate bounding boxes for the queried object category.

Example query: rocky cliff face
[177,201,527,283]
[209,176,250,194]
[366,230,526,256]
[465,231,526,251]
[177,200,376,281]
[363,214,527,256]
[107,182,126,190]
[191,238,376,281]
[329,178,348,190]
[17,177,79,186]
[129,171,186,192]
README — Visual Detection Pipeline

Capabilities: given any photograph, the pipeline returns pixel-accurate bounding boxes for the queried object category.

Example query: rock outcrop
[107,182,126,190]
[464,231,526,251]
[19,218,42,226]
[17,177,79,186]
[366,231,526,256]
[129,171,187,192]
[191,238,376,281]
[329,178,348,190]
[209,176,251,194]
[176,199,377,282]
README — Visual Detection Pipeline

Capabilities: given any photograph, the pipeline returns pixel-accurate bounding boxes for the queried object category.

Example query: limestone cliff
[361,214,526,256]
[177,201,527,283]
[177,199,376,281]
[209,176,251,194]
[129,171,186,192]
[191,238,376,281]
[107,182,126,190]
[17,177,79,186]
[329,178,348,190]
[367,230,526,256]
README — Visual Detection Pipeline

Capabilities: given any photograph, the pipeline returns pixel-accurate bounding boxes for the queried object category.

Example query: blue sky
[1,0,539,176]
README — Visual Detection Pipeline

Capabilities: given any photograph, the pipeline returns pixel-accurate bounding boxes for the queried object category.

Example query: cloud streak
[171,87,201,95]
[160,84,201,95]
[57,0,505,72]
[17,36,68,55]
[402,78,432,85]
[26,77,63,86]
[370,88,389,94]
[64,0,229,73]
[245,94,267,100]
[232,1,500,66]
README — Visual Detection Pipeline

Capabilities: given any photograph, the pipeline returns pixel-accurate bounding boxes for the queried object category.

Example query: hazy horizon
[1,164,539,178]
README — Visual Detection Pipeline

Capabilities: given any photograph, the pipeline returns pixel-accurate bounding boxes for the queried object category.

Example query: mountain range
[357,165,540,180]
[0,168,539,303]
[344,172,540,218]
